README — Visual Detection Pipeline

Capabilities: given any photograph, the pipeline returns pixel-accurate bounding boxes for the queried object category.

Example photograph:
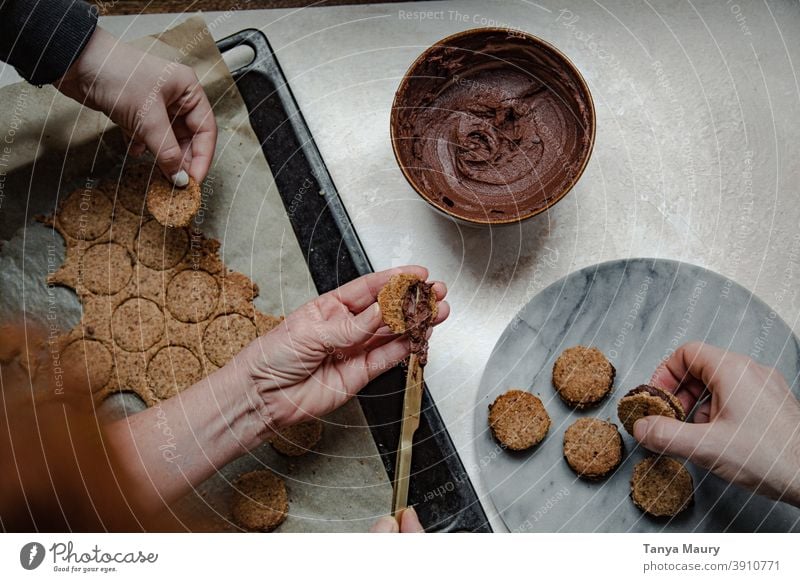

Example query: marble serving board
[474,258,800,532]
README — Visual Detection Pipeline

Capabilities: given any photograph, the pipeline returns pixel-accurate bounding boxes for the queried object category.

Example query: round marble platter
[474,258,800,532]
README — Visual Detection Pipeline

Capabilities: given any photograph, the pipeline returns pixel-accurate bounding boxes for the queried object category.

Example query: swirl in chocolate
[392,30,593,222]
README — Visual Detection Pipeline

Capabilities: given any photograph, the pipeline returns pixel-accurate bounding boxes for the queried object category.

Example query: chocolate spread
[392,30,593,222]
[628,385,684,419]
[401,280,434,366]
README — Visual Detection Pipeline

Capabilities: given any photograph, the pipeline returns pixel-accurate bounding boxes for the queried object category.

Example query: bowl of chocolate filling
[391,28,595,226]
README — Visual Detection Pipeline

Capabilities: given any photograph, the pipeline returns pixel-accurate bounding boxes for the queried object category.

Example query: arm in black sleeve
[0,0,98,85]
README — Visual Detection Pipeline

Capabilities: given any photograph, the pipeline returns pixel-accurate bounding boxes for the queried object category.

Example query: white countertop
[5,0,799,532]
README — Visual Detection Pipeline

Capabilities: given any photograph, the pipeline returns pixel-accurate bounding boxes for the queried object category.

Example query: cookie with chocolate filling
[617,384,686,435]
[488,389,550,451]
[630,456,694,517]
[552,346,615,409]
[377,274,437,365]
[563,417,623,480]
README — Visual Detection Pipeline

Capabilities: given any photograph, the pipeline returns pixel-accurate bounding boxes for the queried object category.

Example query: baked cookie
[231,470,289,532]
[488,389,550,451]
[630,456,693,517]
[269,420,324,457]
[146,174,202,228]
[377,274,437,334]
[552,346,615,409]
[563,417,623,480]
[377,273,437,365]
[617,384,686,435]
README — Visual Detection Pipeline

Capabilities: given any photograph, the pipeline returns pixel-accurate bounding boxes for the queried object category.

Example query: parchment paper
[0,16,391,532]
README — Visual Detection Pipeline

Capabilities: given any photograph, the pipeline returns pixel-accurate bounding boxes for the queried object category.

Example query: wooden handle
[391,353,424,518]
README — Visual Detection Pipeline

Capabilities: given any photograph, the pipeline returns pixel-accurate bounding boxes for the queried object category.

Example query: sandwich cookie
[617,384,686,436]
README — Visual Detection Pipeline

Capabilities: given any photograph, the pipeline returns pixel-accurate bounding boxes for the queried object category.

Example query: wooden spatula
[391,351,424,519]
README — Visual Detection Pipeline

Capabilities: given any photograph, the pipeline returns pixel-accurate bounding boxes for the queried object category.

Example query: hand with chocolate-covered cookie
[55,27,217,185]
[634,342,800,507]
[238,267,448,429]
[105,267,447,510]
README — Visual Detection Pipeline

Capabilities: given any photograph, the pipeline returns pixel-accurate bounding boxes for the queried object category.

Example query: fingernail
[170,170,189,188]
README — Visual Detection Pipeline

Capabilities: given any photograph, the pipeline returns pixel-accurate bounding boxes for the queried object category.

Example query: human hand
[370,507,425,533]
[634,341,800,506]
[55,27,217,183]
[237,266,448,430]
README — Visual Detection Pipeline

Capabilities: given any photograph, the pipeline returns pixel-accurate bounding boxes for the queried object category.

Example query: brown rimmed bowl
[390,28,596,226]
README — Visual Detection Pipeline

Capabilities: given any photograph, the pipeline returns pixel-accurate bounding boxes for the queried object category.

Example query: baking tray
[216,29,490,532]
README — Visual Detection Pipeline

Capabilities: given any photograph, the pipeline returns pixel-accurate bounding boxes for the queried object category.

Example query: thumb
[633,416,711,462]
[138,106,187,184]
[324,303,382,350]
[399,506,425,533]
[370,515,399,533]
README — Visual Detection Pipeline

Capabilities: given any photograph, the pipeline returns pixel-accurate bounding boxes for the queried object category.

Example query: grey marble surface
[475,258,800,532]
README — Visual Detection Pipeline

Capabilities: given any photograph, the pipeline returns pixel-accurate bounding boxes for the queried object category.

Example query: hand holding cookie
[56,28,217,185]
[239,266,448,429]
[634,342,800,506]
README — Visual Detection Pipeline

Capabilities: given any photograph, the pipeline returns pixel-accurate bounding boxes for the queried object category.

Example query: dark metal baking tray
[216,29,490,532]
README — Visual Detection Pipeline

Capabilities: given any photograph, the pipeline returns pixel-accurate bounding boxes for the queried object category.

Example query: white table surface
[3,0,799,532]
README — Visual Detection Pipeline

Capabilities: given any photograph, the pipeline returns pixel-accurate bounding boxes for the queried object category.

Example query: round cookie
[112,297,164,351]
[134,220,189,270]
[166,269,220,323]
[79,242,133,295]
[630,456,694,517]
[269,420,324,457]
[146,174,202,228]
[115,165,152,216]
[488,389,550,451]
[563,417,623,480]
[617,384,686,435]
[202,313,257,367]
[147,346,204,400]
[231,470,289,532]
[377,273,437,334]
[57,186,113,240]
[552,346,615,409]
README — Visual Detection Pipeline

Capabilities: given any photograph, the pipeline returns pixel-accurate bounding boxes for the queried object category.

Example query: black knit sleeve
[0,0,98,85]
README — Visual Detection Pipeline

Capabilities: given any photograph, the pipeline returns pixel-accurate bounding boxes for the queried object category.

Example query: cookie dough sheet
[475,258,800,532]
[0,16,392,532]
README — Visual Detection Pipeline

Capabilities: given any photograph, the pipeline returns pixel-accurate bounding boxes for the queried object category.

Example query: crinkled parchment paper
[0,16,390,532]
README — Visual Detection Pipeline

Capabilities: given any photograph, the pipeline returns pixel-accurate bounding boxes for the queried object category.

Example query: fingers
[138,104,186,182]
[182,87,217,181]
[633,416,715,464]
[653,342,735,413]
[330,266,430,314]
[650,360,707,417]
[432,298,450,325]
[369,507,424,533]
[370,516,399,533]
[129,141,146,158]
[399,506,425,533]
[323,303,383,350]
[363,337,411,381]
